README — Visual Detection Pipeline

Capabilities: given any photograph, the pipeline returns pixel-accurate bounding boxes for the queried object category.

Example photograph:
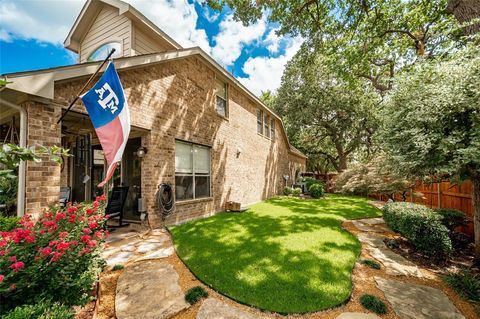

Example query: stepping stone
[116,261,188,319]
[136,242,166,254]
[357,233,385,247]
[375,277,465,319]
[351,220,384,233]
[358,217,385,225]
[197,298,265,319]
[368,246,423,277]
[335,314,380,319]
[135,247,174,261]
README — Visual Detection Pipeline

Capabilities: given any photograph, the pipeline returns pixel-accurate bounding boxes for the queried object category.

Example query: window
[257,109,263,134]
[175,141,211,200]
[271,118,275,140]
[87,42,122,62]
[215,79,228,117]
[264,114,270,138]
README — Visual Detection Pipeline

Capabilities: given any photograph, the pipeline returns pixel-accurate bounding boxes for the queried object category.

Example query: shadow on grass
[170,194,381,314]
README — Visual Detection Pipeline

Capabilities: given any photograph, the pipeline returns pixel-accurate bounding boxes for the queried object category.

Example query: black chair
[105,186,129,228]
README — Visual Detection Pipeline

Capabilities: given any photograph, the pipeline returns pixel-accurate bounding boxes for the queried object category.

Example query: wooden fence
[371,180,474,236]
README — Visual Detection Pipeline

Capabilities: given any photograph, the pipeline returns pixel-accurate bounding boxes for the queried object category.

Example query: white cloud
[129,0,210,53]
[211,13,267,66]
[0,0,82,44]
[265,27,281,53]
[238,37,303,95]
[203,5,220,23]
[0,28,11,42]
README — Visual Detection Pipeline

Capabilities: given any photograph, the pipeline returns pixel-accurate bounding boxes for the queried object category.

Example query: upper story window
[87,42,122,62]
[270,118,275,140]
[215,79,228,117]
[175,140,211,201]
[257,109,263,134]
[264,113,270,138]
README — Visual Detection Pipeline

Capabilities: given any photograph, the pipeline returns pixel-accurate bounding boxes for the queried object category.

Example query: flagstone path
[196,298,266,319]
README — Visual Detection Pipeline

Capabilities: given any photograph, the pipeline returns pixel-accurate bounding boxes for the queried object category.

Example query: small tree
[380,45,480,260]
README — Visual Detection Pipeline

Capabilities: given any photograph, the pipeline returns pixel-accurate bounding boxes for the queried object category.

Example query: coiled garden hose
[157,183,174,217]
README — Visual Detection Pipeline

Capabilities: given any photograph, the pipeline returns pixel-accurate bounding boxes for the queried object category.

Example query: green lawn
[169,194,381,314]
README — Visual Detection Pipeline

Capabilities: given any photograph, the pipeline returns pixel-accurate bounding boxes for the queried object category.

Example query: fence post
[437,182,442,208]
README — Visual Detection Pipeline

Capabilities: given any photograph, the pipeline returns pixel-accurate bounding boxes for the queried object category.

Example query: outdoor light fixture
[135,146,147,159]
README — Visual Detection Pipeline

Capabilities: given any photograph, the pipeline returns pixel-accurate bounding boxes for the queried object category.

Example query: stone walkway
[352,217,465,319]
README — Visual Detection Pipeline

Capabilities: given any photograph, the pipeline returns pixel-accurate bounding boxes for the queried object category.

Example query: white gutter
[0,95,27,217]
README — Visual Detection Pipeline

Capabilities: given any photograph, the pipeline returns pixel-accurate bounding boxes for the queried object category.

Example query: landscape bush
[359,294,387,314]
[309,183,324,198]
[383,202,452,258]
[0,216,20,231]
[434,208,467,233]
[292,188,302,197]
[2,300,75,319]
[360,259,381,270]
[283,187,293,196]
[185,286,208,304]
[0,195,108,313]
[444,268,480,302]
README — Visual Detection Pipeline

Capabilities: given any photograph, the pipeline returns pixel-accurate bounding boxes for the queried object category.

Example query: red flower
[0,250,5,256]
[0,274,4,283]
[96,194,107,201]
[94,231,103,239]
[51,251,63,262]
[82,228,92,234]
[67,206,78,214]
[67,215,76,223]
[55,212,66,221]
[24,235,35,243]
[44,211,53,219]
[56,242,71,251]
[59,232,69,239]
[9,256,16,262]
[70,240,79,246]
[87,240,97,248]
[88,222,99,229]
[9,283,16,290]
[0,240,6,247]
[79,247,91,256]
[40,247,52,256]
[80,235,91,243]
[85,208,94,215]
[42,220,58,231]
[10,261,25,272]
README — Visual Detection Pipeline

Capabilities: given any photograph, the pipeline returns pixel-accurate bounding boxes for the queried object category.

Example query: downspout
[0,93,27,217]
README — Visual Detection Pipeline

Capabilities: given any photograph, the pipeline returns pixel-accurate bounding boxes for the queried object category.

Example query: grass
[444,268,480,302]
[185,286,209,304]
[359,294,387,314]
[170,194,381,313]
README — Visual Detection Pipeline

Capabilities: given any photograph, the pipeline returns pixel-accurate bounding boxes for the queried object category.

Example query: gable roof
[64,0,182,53]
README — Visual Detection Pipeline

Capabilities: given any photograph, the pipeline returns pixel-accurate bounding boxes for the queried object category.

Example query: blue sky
[0,0,303,94]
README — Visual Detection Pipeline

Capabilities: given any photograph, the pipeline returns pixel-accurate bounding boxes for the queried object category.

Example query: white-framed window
[215,79,228,117]
[264,114,270,138]
[270,118,275,140]
[257,109,263,134]
[87,42,122,62]
[175,140,211,201]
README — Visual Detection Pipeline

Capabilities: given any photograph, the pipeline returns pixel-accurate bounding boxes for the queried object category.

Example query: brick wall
[23,101,62,217]
[51,56,306,227]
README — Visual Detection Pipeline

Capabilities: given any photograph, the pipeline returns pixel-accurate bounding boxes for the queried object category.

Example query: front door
[121,137,142,221]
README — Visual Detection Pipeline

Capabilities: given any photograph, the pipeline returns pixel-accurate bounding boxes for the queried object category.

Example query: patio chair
[59,186,71,207]
[105,186,130,228]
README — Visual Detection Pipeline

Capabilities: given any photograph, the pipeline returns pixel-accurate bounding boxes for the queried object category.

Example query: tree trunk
[447,0,480,35]
[338,154,348,172]
[472,174,480,261]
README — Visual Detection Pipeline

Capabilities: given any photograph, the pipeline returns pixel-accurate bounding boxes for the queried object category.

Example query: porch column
[24,101,62,218]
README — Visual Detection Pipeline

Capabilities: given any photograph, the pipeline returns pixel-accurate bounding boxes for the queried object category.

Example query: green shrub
[360,259,381,269]
[292,188,302,197]
[359,294,387,314]
[0,215,20,231]
[444,268,480,302]
[185,286,208,304]
[383,202,452,258]
[309,183,324,198]
[304,178,318,191]
[112,264,124,271]
[283,187,293,196]
[2,300,75,319]
[0,195,108,313]
[435,208,467,232]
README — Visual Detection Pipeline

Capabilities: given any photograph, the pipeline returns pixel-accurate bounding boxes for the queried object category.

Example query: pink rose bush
[0,195,108,312]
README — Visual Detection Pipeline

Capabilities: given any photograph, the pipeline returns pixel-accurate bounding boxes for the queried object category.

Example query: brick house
[0,0,306,227]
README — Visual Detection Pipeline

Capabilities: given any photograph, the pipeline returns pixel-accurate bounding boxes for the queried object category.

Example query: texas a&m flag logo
[81,62,131,187]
